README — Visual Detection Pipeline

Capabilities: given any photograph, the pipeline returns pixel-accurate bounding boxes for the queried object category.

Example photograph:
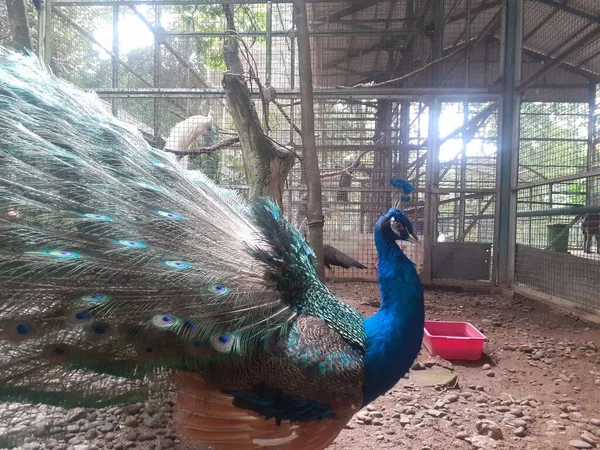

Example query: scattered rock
[476,419,503,440]
[468,435,498,449]
[124,416,138,428]
[514,426,526,437]
[570,440,594,449]
[67,408,87,423]
[580,432,597,446]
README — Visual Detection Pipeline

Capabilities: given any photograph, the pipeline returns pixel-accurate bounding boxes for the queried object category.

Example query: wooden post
[293,0,325,280]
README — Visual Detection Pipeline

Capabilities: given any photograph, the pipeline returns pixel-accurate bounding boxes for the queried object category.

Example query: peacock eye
[161,260,191,270]
[16,323,32,335]
[114,239,147,249]
[36,249,82,259]
[210,333,236,353]
[92,323,110,335]
[80,293,111,303]
[156,210,183,221]
[83,213,113,222]
[207,284,230,295]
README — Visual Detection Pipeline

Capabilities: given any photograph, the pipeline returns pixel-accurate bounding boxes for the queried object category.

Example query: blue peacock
[0,48,425,449]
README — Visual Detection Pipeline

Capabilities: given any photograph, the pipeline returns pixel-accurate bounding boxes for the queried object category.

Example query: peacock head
[376,209,419,244]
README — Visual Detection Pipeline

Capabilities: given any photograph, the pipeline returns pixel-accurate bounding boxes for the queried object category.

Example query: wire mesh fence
[513,1,600,314]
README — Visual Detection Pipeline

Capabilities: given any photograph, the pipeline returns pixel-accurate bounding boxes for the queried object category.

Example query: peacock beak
[407,233,419,244]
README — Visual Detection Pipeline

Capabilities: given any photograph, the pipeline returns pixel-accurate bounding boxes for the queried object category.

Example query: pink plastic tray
[423,320,487,361]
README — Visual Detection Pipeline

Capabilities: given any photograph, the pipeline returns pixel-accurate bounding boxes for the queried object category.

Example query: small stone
[482,364,491,371]
[84,429,98,440]
[455,431,469,440]
[510,407,524,417]
[514,419,528,427]
[444,393,459,403]
[145,403,160,415]
[66,424,80,433]
[67,408,87,423]
[580,432,597,446]
[514,426,526,437]
[476,419,503,440]
[124,416,138,428]
[469,435,498,449]
[589,419,600,427]
[570,412,584,422]
[68,436,84,445]
[569,440,593,449]
[486,370,496,377]
[427,409,446,418]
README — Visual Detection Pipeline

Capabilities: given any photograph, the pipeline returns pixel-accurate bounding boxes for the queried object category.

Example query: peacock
[0,48,425,449]
[323,244,366,271]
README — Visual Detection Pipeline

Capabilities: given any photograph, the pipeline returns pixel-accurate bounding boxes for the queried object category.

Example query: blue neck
[361,230,425,406]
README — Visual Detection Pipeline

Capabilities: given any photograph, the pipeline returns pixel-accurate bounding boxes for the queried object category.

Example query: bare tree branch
[319,148,372,179]
[163,137,241,157]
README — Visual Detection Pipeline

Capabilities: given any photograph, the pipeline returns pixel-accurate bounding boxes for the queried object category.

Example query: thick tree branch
[163,137,241,157]
[223,73,295,207]
[6,0,33,53]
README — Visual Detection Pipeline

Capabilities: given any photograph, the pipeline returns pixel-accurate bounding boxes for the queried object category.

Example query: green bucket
[547,224,570,253]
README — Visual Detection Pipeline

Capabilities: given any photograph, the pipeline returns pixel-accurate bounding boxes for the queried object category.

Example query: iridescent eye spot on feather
[156,210,182,220]
[66,310,92,325]
[33,250,81,260]
[54,346,66,355]
[150,159,171,169]
[92,323,111,336]
[161,260,191,271]
[79,293,110,303]
[182,320,195,330]
[133,181,162,192]
[113,239,147,249]
[82,213,113,222]
[207,284,230,295]
[151,314,179,328]
[15,323,33,337]
[210,333,236,353]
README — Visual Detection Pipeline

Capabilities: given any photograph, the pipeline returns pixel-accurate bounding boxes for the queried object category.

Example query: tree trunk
[221,5,295,209]
[6,0,33,53]
[293,0,325,280]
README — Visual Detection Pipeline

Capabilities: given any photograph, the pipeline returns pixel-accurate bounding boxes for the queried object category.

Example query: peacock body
[0,48,425,449]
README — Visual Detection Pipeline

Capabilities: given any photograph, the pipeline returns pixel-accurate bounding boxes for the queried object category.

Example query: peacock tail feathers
[0,45,367,447]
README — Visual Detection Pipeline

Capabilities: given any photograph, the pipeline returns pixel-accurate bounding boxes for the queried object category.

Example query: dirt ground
[325,282,600,450]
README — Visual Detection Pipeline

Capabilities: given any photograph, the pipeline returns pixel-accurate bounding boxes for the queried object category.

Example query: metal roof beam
[314,0,387,23]
[485,35,600,82]
[517,24,600,92]
[446,0,501,24]
[534,0,600,23]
